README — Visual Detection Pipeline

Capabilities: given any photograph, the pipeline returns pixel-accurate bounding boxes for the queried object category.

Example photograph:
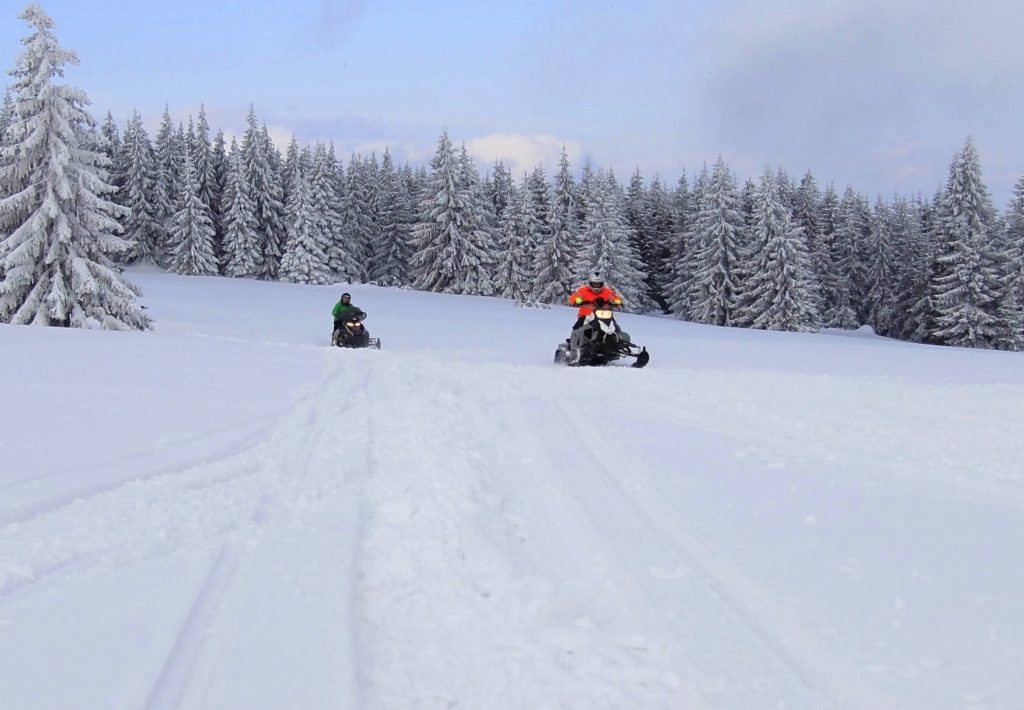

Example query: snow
[1,267,1023,709]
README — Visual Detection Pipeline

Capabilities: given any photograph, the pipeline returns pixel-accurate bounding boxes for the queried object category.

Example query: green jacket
[333,301,360,319]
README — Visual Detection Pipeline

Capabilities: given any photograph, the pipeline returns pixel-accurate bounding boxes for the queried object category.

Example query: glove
[613,298,622,306]
[573,297,583,305]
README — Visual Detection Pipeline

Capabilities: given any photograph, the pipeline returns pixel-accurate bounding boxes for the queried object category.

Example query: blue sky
[2,0,1022,203]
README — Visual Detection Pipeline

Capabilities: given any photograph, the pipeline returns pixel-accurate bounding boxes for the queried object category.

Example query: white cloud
[464,133,584,179]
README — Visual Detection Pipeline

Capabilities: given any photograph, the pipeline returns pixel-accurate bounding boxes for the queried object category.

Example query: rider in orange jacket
[569,271,623,328]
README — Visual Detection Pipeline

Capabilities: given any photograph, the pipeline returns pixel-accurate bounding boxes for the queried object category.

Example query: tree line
[2,5,1022,349]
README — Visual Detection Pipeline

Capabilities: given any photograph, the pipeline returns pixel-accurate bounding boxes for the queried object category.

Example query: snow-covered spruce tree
[644,175,675,311]
[168,141,217,275]
[458,143,498,294]
[864,199,898,335]
[687,157,745,326]
[734,171,820,332]
[989,175,1024,350]
[117,110,161,263]
[99,110,121,174]
[495,179,532,303]
[578,169,648,310]
[0,90,14,143]
[210,128,227,266]
[220,138,261,278]
[666,166,707,319]
[524,164,552,268]
[625,167,666,307]
[193,106,215,220]
[927,138,1002,348]
[793,172,827,308]
[1003,175,1024,315]
[281,134,301,206]
[152,104,179,251]
[486,160,513,223]
[888,196,929,339]
[341,153,375,281]
[279,160,329,284]
[532,146,580,305]
[411,129,493,294]
[822,187,864,328]
[815,185,841,320]
[908,190,946,343]
[0,5,148,329]
[371,147,413,286]
[241,109,285,279]
[317,144,359,282]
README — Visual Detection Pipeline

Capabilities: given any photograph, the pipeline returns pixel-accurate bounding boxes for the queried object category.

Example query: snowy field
[2,267,1023,710]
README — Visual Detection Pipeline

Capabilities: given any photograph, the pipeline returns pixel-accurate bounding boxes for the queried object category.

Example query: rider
[332,292,364,339]
[568,271,623,330]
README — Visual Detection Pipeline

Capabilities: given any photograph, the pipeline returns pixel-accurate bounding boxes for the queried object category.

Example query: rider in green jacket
[332,292,366,342]
[332,292,361,322]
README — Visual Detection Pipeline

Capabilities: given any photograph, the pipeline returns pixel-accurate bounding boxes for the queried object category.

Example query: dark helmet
[341,292,351,303]
[588,270,604,290]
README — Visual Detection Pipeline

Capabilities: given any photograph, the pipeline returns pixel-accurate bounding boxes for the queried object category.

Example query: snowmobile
[554,300,649,368]
[332,311,381,349]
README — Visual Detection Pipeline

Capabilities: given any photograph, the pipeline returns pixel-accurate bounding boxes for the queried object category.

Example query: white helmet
[588,271,604,289]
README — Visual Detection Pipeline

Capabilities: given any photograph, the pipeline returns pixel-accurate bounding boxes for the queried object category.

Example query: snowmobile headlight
[594,309,613,319]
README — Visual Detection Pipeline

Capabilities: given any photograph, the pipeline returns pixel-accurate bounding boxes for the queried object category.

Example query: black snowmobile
[332,310,381,349]
[554,300,649,368]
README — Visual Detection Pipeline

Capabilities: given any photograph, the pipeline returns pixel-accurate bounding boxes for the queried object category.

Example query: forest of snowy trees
[2,5,1023,349]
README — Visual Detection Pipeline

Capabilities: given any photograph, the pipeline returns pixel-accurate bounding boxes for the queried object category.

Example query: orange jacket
[568,284,623,317]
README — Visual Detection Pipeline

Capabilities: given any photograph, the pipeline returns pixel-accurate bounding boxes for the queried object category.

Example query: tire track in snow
[538,393,902,710]
[356,356,698,709]
[143,351,371,710]
[143,544,243,710]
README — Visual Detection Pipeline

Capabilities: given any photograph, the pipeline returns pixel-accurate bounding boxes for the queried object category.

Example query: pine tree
[0,6,149,329]
[241,110,286,279]
[117,110,161,263]
[927,138,1002,347]
[486,160,514,223]
[735,171,820,332]
[411,129,493,294]
[194,105,215,216]
[667,166,708,318]
[152,104,179,250]
[815,185,841,320]
[889,196,929,339]
[220,139,261,278]
[341,153,375,280]
[823,188,863,328]
[168,141,217,276]
[1004,175,1024,315]
[991,176,1024,349]
[644,175,675,311]
[495,180,533,303]
[210,128,227,268]
[793,172,827,310]
[315,144,358,282]
[532,146,579,305]
[372,147,413,286]
[687,157,745,326]
[864,199,898,335]
[458,144,498,294]
[578,170,647,310]
[99,110,121,174]
[280,160,329,284]
[0,90,14,143]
